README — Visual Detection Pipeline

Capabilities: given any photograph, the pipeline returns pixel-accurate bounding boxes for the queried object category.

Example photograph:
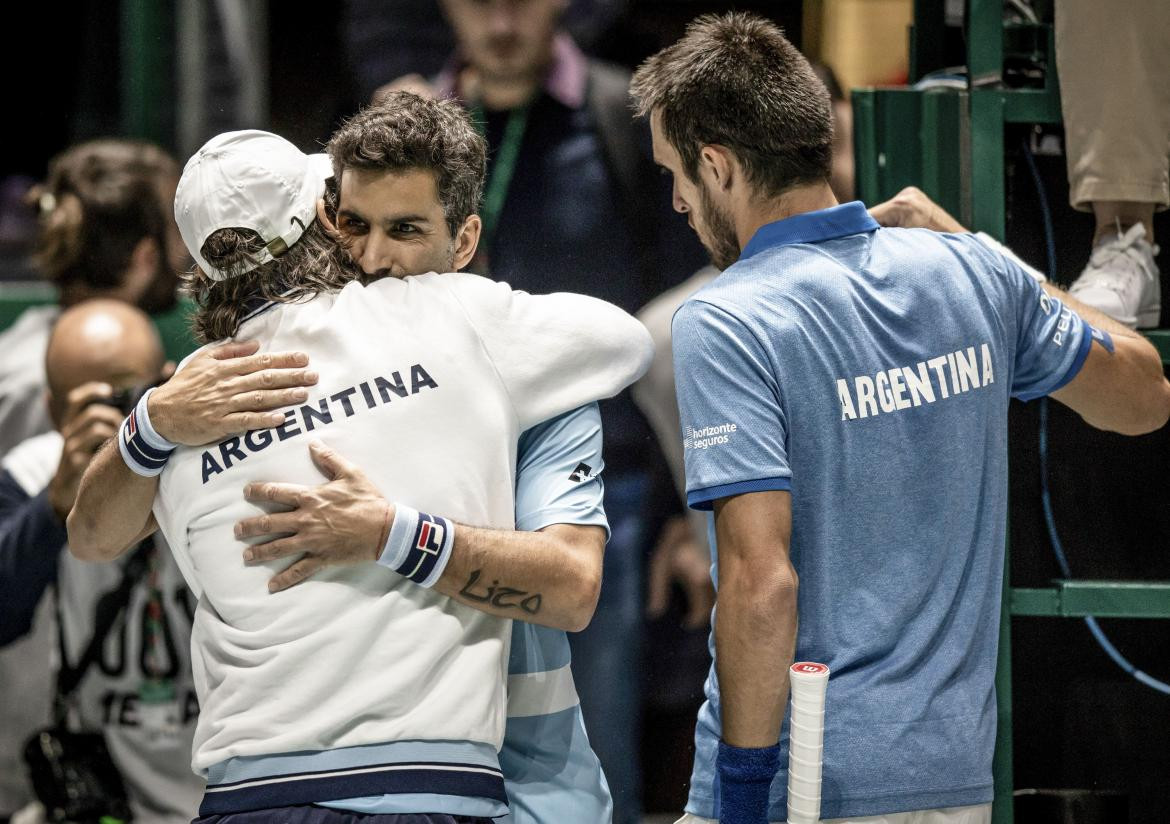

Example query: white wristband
[133,387,177,450]
[117,390,176,478]
[377,503,455,588]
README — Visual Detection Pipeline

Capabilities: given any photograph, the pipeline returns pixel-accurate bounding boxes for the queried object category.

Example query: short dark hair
[33,140,176,291]
[630,13,833,198]
[327,91,487,237]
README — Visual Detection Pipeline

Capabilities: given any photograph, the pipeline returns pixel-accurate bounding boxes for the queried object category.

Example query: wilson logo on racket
[791,662,829,675]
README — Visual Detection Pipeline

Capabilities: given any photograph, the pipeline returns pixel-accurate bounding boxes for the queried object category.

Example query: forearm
[432,522,604,632]
[1045,282,1142,342]
[715,554,799,747]
[0,491,63,645]
[1045,284,1170,434]
[67,439,158,561]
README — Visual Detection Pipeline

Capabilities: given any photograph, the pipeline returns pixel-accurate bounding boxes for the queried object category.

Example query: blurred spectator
[0,139,184,455]
[0,139,185,820]
[366,1,706,820]
[1058,0,1168,328]
[0,299,201,824]
[344,0,628,104]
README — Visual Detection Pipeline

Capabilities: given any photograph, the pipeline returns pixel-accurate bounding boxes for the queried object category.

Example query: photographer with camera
[0,299,201,824]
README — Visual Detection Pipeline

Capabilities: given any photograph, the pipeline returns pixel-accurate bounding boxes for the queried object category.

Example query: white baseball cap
[175,130,333,281]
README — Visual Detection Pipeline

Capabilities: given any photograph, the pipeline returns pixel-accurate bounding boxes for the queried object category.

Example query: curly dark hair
[32,139,176,292]
[327,91,487,237]
[183,213,360,343]
[630,12,832,198]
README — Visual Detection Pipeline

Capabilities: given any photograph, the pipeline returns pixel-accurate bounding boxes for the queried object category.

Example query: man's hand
[48,383,124,521]
[868,186,967,233]
[646,515,715,629]
[236,440,393,592]
[148,340,318,446]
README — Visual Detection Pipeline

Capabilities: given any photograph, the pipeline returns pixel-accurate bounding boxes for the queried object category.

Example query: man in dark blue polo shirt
[631,12,1170,824]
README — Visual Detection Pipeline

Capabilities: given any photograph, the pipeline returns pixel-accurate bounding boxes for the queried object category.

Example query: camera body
[85,384,153,417]
[90,389,138,416]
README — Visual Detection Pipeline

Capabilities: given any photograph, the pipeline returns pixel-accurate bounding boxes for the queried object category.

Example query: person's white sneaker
[1068,222,1161,328]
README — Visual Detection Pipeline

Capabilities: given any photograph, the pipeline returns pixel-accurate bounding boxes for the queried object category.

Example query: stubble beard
[698,183,740,272]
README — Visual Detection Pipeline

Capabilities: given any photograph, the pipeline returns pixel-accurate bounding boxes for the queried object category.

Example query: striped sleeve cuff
[687,477,792,511]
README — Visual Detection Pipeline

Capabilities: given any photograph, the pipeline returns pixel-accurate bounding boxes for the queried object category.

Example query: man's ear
[119,236,162,302]
[452,214,482,271]
[316,198,340,237]
[698,145,737,193]
[130,236,162,275]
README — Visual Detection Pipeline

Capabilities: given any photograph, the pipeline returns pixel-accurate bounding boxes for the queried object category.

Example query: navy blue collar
[740,201,879,261]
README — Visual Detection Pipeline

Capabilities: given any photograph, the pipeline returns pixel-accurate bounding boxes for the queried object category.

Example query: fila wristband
[117,388,177,477]
[378,503,455,588]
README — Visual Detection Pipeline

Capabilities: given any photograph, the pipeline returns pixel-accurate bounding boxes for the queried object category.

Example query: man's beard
[697,183,740,271]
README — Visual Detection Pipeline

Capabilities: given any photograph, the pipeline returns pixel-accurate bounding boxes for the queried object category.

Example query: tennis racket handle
[787,662,830,824]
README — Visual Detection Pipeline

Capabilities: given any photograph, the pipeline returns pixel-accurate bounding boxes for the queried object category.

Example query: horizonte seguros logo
[684,422,737,450]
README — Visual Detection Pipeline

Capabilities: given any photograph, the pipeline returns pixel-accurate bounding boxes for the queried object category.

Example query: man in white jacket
[69,98,652,823]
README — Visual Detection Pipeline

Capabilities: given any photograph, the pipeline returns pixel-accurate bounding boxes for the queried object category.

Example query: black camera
[86,381,160,417]
[90,388,138,416]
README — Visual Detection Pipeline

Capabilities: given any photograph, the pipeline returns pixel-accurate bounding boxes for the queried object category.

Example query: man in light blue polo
[500,407,613,823]
[630,12,1170,824]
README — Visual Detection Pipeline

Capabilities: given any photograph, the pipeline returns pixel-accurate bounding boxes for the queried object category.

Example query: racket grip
[787,661,830,824]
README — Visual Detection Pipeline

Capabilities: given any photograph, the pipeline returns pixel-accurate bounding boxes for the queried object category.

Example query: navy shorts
[192,806,494,824]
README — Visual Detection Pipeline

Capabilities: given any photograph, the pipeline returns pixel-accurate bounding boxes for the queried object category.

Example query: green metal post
[921,90,966,221]
[852,90,881,206]
[969,89,1006,239]
[967,0,1004,86]
[121,0,171,145]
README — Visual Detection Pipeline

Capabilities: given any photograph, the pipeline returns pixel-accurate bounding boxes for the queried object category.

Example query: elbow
[66,508,116,562]
[563,561,603,634]
[1141,379,1170,434]
[722,556,799,615]
[1102,379,1170,436]
[612,318,655,392]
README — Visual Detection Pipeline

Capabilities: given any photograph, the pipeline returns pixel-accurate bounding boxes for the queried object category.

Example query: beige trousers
[674,802,992,824]
[1055,0,1170,210]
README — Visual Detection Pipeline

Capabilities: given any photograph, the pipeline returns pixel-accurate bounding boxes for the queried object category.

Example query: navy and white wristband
[377,503,455,588]
[117,388,177,478]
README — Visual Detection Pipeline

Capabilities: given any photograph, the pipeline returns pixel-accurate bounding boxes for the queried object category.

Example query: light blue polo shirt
[501,403,612,824]
[672,202,1100,820]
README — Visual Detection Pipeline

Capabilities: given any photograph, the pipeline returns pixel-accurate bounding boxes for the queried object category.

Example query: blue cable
[1023,139,1170,695]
